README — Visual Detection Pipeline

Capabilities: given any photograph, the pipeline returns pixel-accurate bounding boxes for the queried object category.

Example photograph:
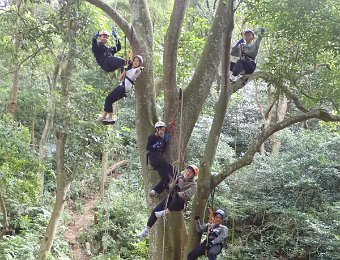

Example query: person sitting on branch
[187,209,228,260]
[146,121,174,198]
[137,165,199,238]
[92,27,127,73]
[229,28,265,82]
[96,55,144,124]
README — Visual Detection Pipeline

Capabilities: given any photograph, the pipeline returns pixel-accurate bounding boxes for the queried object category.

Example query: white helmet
[134,55,143,64]
[99,30,110,36]
[154,121,166,128]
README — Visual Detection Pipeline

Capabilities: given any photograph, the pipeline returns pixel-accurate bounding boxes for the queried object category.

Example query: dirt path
[64,194,100,260]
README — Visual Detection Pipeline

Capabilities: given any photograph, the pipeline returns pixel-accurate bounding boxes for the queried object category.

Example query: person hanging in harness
[146,121,174,198]
[229,28,265,82]
[92,28,128,73]
[96,55,144,124]
[187,209,228,260]
[137,164,199,238]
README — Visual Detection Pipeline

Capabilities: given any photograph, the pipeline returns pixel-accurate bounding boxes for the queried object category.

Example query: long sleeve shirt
[169,175,197,203]
[195,221,228,245]
[230,32,262,61]
[121,67,142,92]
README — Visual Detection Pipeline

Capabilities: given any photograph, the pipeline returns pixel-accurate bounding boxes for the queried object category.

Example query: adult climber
[146,121,174,198]
[187,209,228,260]
[92,27,127,73]
[230,28,265,82]
[96,55,144,124]
[137,165,199,238]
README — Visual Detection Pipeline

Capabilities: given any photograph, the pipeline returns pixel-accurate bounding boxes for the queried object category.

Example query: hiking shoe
[230,74,241,82]
[137,228,149,238]
[155,209,169,218]
[102,118,115,123]
[149,190,159,198]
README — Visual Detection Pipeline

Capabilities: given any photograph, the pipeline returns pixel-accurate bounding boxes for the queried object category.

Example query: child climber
[96,55,143,124]
[137,165,199,238]
[230,28,265,82]
[187,209,228,260]
[92,28,127,73]
[146,121,174,197]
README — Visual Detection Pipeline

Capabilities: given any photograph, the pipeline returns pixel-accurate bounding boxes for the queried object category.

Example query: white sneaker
[230,74,240,82]
[155,209,169,218]
[137,228,149,238]
[149,190,159,198]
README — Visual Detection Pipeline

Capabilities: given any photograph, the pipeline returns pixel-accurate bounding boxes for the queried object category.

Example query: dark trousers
[187,241,222,260]
[147,195,185,227]
[230,59,256,76]
[101,56,126,72]
[150,156,174,194]
[104,84,126,113]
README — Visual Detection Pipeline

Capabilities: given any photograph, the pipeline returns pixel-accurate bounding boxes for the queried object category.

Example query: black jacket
[92,37,121,67]
[146,134,167,164]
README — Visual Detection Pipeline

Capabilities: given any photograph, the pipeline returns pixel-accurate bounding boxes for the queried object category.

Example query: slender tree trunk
[0,191,9,239]
[271,95,288,153]
[38,64,59,195]
[8,35,21,115]
[100,145,109,198]
[255,84,274,156]
[37,131,70,259]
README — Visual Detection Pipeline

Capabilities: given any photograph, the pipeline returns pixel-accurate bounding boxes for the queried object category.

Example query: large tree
[81,0,340,258]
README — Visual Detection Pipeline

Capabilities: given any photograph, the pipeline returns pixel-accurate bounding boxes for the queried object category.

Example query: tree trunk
[186,0,234,255]
[37,131,70,259]
[255,84,274,156]
[0,191,9,239]
[271,95,288,153]
[100,144,109,198]
[38,64,59,195]
[8,35,21,115]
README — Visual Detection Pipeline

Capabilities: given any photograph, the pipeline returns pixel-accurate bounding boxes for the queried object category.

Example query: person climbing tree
[187,209,228,260]
[96,55,144,124]
[146,121,174,197]
[229,28,265,82]
[137,165,199,238]
[92,28,127,73]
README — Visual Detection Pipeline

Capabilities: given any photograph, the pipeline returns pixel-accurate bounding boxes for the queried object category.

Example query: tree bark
[8,35,21,115]
[186,0,234,255]
[38,64,59,195]
[37,131,70,260]
[38,1,76,257]
[0,191,9,239]
[271,95,288,153]
[255,84,274,156]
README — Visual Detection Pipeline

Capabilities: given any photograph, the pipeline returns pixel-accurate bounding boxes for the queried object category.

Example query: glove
[194,216,200,220]
[259,27,266,34]
[94,32,100,38]
[205,241,214,250]
[163,132,169,142]
[236,39,244,45]
[112,27,118,39]
[175,185,180,192]
[152,141,162,149]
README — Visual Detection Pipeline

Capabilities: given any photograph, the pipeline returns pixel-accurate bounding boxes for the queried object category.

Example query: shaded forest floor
[64,193,100,260]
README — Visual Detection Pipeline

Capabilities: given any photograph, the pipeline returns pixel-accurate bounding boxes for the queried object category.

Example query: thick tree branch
[164,0,190,125]
[214,109,340,186]
[181,0,228,150]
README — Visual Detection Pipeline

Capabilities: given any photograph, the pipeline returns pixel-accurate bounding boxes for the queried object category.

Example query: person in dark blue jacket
[146,121,174,198]
[92,28,126,73]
